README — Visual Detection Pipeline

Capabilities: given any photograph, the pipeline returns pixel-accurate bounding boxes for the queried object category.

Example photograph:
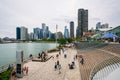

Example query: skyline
[0,0,120,38]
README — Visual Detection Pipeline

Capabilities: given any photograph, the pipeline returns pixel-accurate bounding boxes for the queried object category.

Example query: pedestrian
[26,67,29,75]
[59,51,61,55]
[56,54,59,59]
[72,61,75,66]
[23,66,26,75]
[57,64,62,74]
[54,62,57,71]
[57,60,59,65]
[80,58,84,65]
[73,55,76,60]
[64,54,67,58]
[76,54,78,59]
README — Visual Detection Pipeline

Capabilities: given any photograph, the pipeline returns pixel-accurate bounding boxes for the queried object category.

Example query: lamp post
[56,25,58,48]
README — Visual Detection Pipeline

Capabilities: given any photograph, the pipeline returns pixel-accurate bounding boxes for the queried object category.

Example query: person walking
[54,62,57,71]
[57,64,62,74]
[64,54,67,58]
[80,58,84,65]
[26,67,29,75]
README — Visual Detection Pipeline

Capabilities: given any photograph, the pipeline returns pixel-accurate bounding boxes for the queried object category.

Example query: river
[0,42,57,66]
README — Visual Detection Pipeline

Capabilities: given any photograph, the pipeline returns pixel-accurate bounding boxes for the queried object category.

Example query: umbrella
[102,32,118,38]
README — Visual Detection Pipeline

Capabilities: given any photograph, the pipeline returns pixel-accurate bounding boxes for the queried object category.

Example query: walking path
[17,48,80,80]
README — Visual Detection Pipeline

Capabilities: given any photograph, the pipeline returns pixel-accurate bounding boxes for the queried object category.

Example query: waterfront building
[46,26,49,39]
[33,28,40,40]
[16,27,21,40]
[101,23,109,29]
[20,26,28,40]
[29,32,34,40]
[64,26,69,39]
[57,31,63,39]
[39,29,43,39]
[96,22,101,30]
[76,26,79,38]
[42,23,46,39]
[51,33,55,39]
[70,21,74,38]
[78,8,88,38]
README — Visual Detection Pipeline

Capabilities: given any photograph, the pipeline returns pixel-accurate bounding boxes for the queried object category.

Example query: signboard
[16,51,23,78]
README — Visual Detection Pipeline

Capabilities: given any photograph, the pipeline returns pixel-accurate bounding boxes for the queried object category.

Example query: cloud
[0,0,120,38]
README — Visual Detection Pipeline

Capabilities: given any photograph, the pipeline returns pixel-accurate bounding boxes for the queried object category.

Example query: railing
[0,62,16,73]
[89,56,120,80]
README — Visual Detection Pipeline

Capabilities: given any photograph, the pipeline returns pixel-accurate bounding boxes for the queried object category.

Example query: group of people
[54,60,62,74]
[53,48,66,74]
[23,66,29,76]
[38,51,48,61]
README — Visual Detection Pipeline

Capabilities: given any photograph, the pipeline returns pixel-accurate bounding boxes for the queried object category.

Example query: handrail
[89,56,120,80]
[0,62,16,73]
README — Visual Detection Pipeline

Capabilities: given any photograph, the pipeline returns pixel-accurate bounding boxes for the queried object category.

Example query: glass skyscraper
[16,27,21,40]
[64,26,69,39]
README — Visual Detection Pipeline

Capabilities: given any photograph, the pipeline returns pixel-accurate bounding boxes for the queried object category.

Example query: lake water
[0,43,57,66]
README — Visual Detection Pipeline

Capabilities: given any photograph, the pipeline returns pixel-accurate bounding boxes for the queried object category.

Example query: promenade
[17,48,80,80]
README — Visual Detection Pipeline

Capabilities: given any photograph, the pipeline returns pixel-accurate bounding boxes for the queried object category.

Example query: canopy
[102,32,118,38]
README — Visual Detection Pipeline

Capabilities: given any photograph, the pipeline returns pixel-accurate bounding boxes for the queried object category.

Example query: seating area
[75,42,108,50]
[100,44,120,57]
[75,42,120,80]
[77,49,113,80]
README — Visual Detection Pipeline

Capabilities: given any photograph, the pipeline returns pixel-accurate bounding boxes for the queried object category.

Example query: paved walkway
[17,48,80,80]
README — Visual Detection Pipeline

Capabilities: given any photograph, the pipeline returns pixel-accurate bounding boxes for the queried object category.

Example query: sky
[0,0,120,38]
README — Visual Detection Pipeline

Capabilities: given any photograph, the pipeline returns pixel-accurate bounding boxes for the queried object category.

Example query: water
[0,42,57,66]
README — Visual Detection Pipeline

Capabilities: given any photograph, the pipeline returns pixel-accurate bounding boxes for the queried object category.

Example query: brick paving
[17,48,81,80]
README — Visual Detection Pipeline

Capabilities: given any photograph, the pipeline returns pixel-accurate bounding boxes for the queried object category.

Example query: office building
[42,23,46,39]
[33,28,40,40]
[16,27,21,40]
[78,9,88,38]
[20,26,28,40]
[96,22,101,30]
[70,21,74,38]
[64,26,69,39]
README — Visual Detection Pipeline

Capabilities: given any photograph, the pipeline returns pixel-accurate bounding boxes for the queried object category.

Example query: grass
[0,69,12,80]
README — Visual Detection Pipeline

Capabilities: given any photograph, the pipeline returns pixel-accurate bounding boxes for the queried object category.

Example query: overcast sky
[0,0,120,38]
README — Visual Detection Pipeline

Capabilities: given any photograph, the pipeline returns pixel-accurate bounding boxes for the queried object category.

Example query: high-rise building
[16,27,28,40]
[57,32,63,39]
[78,9,88,38]
[46,26,49,38]
[39,29,43,39]
[42,23,46,39]
[29,33,34,40]
[64,26,69,39]
[33,28,40,40]
[70,21,74,38]
[101,23,109,29]
[20,26,28,40]
[76,26,78,38]
[16,27,21,40]
[96,22,101,30]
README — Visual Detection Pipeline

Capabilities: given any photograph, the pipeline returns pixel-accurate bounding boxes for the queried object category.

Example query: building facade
[16,27,21,40]
[70,21,74,38]
[96,22,101,30]
[33,28,40,40]
[64,26,69,39]
[20,26,28,40]
[78,9,88,38]
[16,27,28,40]
[42,23,46,39]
